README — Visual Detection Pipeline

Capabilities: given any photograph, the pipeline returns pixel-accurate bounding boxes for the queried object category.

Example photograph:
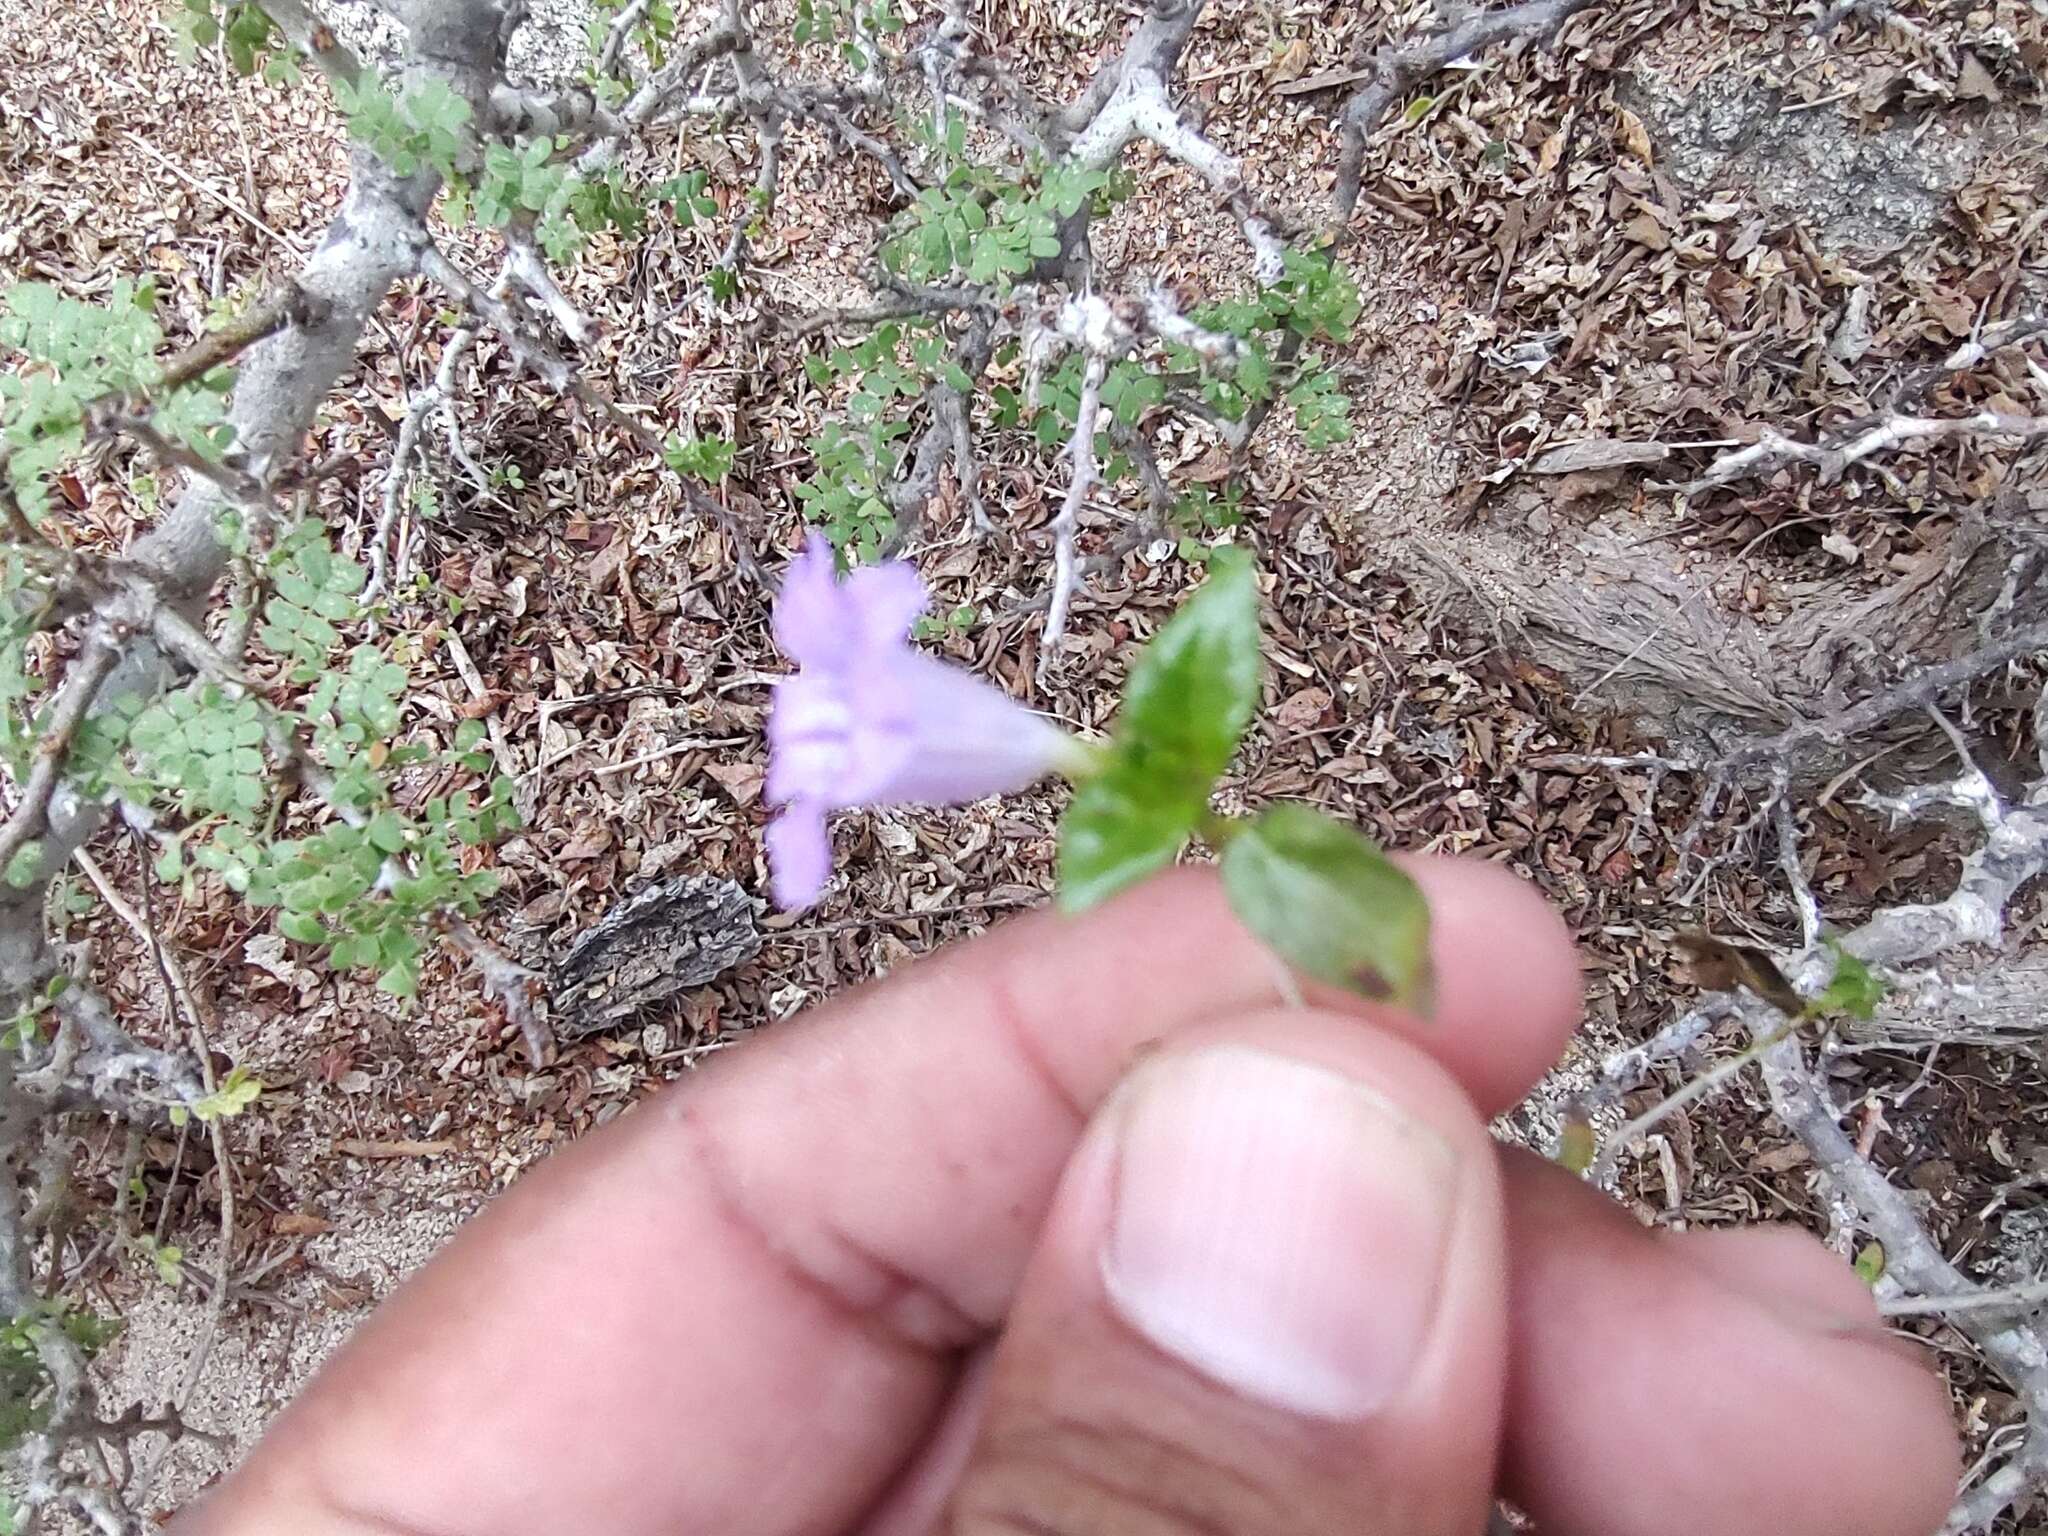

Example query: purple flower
[765,535,1078,909]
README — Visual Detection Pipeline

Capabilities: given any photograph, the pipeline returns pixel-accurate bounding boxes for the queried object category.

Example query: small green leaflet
[664,432,737,482]
[1557,1113,1596,1174]
[3,843,42,890]
[1220,804,1433,1011]
[1057,548,1261,911]
[1811,942,1884,1021]
[1110,544,1261,793]
[1060,757,1205,912]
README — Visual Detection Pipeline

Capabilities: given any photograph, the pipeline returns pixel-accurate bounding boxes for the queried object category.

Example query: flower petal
[765,673,851,806]
[858,651,1070,805]
[842,560,928,648]
[767,669,917,809]
[766,802,834,910]
[771,534,848,666]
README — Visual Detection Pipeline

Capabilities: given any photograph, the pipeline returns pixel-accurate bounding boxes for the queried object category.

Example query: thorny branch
[0,625,122,879]
[366,272,499,601]
[1333,0,1600,226]
[1580,688,2048,1531]
[1020,289,1237,668]
[0,1,522,1519]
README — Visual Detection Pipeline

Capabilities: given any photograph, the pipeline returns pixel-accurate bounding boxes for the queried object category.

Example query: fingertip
[1502,1153,1962,1536]
[1662,1225,1962,1536]
[1660,1223,1888,1330]
[1401,855,1581,1029]
[951,1011,1509,1536]
[1389,855,1585,1111]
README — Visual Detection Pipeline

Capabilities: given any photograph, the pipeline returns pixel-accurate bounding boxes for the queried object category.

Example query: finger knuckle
[949,1411,1262,1536]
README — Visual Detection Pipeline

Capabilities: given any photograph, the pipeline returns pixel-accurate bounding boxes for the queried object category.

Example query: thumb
[942,1009,1507,1536]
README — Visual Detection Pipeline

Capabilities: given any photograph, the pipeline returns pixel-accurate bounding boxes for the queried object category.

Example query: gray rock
[1622,68,1985,254]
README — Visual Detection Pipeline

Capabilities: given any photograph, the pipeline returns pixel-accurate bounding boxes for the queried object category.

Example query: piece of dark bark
[548,875,762,1038]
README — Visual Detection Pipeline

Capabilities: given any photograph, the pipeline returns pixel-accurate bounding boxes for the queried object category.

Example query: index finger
[182,860,1580,1536]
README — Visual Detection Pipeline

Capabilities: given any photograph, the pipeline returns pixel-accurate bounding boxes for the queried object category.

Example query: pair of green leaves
[1055,549,1433,1010]
[664,431,736,483]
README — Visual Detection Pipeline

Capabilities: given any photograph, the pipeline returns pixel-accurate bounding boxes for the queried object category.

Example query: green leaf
[663,432,736,482]
[190,1064,262,1122]
[1812,943,1884,1021]
[1116,544,1261,791]
[278,910,325,945]
[1557,1114,1596,1174]
[1220,804,1433,1010]
[1055,548,1263,913]
[1238,345,1273,400]
[1058,756,1203,912]
[146,1240,185,1287]
[367,811,408,855]
[3,843,42,889]
[1853,1240,1886,1286]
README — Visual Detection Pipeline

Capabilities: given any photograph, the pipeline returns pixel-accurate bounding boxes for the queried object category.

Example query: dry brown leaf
[335,1138,455,1159]
[1621,211,1669,251]
[1672,932,1804,1017]
[1528,438,1671,474]
[1271,686,1332,730]
[587,534,630,593]
[560,821,615,860]
[1554,468,1625,504]
[1268,37,1312,85]
[1957,51,2002,102]
[1615,106,1654,166]
[704,760,765,806]
[1273,63,1372,97]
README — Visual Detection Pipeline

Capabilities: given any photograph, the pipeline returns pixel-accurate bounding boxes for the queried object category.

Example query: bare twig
[595,0,656,77]
[366,276,500,602]
[1591,1009,1804,1187]
[0,626,123,880]
[1068,75,1287,280]
[259,0,366,89]
[420,242,769,586]
[135,285,313,403]
[439,916,551,1065]
[717,123,784,277]
[120,131,301,254]
[1730,620,2048,773]
[1040,353,1106,683]
[1590,704,2048,1531]
[1813,0,1960,72]
[72,838,236,1505]
[1883,315,2048,417]
[505,227,595,347]
[1880,1277,2048,1320]
[1678,413,2048,496]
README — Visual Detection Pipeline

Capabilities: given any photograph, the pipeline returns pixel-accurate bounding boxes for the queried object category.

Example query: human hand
[173,863,1959,1536]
